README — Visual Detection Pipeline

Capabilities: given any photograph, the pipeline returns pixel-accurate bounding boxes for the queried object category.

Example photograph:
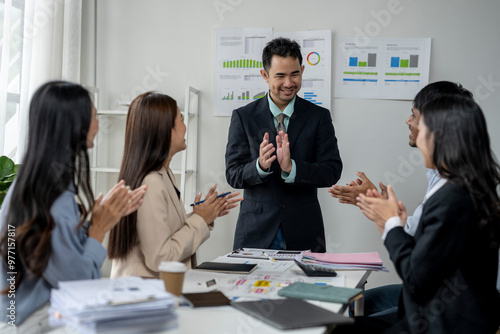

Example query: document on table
[54,276,170,307]
[219,273,345,300]
[228,248,304,261]
[183,266,345,300]
[211,255,295,272]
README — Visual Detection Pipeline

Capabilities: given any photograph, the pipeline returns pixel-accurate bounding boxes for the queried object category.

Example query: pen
[262,252,275,262]
[190,191,231,206]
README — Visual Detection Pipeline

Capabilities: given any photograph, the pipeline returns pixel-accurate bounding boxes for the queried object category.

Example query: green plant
[0,155,19,208]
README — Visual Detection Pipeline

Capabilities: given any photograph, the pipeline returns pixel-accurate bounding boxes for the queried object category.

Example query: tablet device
[231,298,354,330]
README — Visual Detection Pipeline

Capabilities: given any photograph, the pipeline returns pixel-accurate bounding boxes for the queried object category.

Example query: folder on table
[299,251,386,271]
[278,282,363,304]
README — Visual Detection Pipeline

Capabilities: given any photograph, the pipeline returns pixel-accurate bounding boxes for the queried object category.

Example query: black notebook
[231,298,354,330]
[194,262,257,274]
[182,291,231,307]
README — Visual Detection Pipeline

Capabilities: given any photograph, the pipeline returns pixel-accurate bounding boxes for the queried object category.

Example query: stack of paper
[297,252,386,271]
[49,276,177,334]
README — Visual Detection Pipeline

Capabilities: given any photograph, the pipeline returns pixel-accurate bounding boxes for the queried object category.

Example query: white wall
[91,0,500,288]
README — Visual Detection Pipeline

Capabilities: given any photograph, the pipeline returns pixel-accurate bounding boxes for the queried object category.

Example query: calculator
[294,259,338,277]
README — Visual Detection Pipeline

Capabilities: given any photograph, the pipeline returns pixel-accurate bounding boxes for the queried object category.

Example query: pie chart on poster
[307,52,320,66]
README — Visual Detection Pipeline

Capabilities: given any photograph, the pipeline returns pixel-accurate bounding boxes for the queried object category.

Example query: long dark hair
[420,94,500,245]
[107,92,178,259]
[0,81,94,290]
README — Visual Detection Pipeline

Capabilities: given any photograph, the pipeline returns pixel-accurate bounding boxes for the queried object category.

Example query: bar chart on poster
[335,38,431,100]
[214,28,272,116]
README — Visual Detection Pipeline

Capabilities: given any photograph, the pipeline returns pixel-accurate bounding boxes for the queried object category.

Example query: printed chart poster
[214,28,272,116]
[277,30,332,110]
[335,38,431,100]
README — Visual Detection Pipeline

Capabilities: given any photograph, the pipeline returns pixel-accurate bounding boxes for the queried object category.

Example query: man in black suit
[225,37,342,252]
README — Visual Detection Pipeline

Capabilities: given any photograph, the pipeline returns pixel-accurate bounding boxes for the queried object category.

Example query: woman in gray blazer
[109,92,241,278]
[0,81,144,333]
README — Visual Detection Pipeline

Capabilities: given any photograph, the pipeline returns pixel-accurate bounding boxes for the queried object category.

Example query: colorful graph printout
[335,37,431,100]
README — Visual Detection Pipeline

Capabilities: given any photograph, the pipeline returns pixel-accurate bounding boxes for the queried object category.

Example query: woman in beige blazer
[108,92,241,278]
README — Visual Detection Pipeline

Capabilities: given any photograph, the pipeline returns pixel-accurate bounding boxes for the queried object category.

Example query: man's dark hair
[262,37,302,72]
[413,81,473,111]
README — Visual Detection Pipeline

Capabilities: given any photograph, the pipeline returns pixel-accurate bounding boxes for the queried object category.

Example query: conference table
[48,257,371,334]
[169,259,372,334]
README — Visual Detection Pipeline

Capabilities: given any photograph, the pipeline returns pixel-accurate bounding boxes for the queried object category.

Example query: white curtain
[15,0,83,161]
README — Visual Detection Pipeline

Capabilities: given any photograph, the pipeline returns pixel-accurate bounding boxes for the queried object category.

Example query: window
[0,0,25,159]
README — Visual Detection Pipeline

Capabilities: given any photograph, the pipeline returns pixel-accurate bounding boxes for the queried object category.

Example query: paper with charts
[276,30,332,112]
[335,37,431,100]
[214,28,332,116]
[214,27,272,117]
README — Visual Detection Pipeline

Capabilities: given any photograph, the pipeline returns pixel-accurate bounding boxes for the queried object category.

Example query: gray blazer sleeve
[43,190,106,288]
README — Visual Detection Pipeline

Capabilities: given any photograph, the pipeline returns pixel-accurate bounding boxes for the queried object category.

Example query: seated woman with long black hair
[108,92,242,278]
[336,95,500,333]
[0,81,146,333]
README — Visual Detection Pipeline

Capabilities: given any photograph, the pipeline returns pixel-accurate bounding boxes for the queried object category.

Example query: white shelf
[179,87,200,204]
[90,87,200,205]
[97,110,128,116]
[92,167,120,173]
[92,168,195,174]
[171,169,195,175]
[97,110,193,117]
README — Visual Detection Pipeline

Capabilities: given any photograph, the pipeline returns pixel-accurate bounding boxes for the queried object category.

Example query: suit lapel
[287,96,308,149]
[255,97,277,145]
[254,95,309,148]
[160,167,186,221]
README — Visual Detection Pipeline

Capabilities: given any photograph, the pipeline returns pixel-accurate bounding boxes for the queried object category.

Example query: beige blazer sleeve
[136,168,211,273]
